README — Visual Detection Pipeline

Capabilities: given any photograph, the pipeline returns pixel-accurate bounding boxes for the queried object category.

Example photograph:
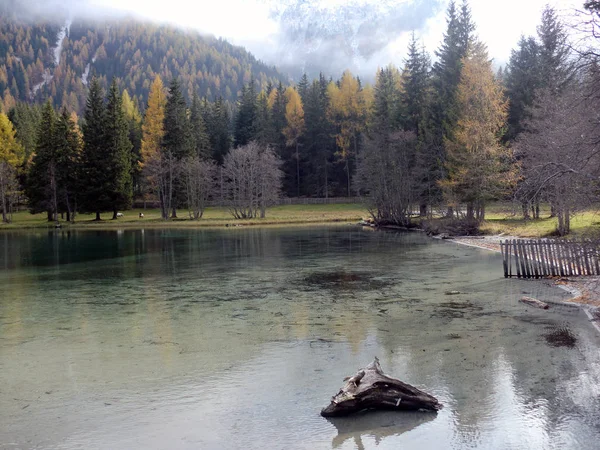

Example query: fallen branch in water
[520,296,549,310]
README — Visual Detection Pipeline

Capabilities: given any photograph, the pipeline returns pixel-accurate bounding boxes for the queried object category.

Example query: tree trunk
[95,211,101,221]
[346,159,350,197]
[296,141,300,197]
[112,209,118,220]
[466,203,474,221]
[47,210,53,222]
[419,204,427,217]
[446,206,454,218]
[171,207,177,219]
[522,202,530,220]
[321,358,441,417]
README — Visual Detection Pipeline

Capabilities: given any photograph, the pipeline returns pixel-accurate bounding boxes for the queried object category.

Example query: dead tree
[321,358,441,417]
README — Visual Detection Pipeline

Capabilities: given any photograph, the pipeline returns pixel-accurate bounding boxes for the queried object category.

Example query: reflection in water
[1,227,600,449]
[328,411,437,449]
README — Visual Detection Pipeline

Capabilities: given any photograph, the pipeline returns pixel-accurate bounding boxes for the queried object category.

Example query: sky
[20,0,587,77]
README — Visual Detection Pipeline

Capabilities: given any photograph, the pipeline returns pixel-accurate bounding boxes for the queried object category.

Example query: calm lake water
[1,227,600,450]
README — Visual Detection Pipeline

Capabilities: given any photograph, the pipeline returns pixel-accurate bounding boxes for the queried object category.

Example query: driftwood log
[520,296,549,310]
[321,358,442,417]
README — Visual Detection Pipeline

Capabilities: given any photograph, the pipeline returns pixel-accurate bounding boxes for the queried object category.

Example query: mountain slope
[0,14,289,112]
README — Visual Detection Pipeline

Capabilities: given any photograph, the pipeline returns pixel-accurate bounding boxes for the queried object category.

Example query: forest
[1,1,600,236]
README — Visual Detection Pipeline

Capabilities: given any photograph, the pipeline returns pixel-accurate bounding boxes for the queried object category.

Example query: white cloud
[84,0,585,74]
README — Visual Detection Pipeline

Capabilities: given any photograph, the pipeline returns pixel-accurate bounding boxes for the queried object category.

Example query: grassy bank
[0,203,368,230]
[480,203,600,238]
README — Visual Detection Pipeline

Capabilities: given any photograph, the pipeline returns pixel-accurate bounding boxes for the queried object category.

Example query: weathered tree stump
[321,358,442,417]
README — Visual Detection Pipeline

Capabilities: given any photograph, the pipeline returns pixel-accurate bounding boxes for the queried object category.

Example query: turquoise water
[1,227,599,449]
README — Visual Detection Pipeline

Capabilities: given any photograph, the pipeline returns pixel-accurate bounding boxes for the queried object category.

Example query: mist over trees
[1,0,600,235]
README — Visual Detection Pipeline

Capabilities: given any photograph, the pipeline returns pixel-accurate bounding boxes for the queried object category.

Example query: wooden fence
[500,239,600,278]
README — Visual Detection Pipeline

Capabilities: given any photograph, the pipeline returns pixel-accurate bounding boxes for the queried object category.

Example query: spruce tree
[162,78,193,217]
[105,78,133,219]
[537,5,573,93]
[504,36,541,141]
[26,100,58,219]
[54,108,83,221]
[402,34,431,137]
[234,78,257,146]
[254,91,273,146]
[122,89,143,196]
[190,92,211,159]
[81,77,110,220]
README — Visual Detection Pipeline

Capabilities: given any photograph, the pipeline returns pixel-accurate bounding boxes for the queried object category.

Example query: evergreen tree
[8,102,41,161]
[504,36,541,141]
[537,5,573,93]
[234,78,257,146]
[190,92,211,159]
[402,35,431,136]
[54,108,83,221]
[303,77,334,197]
[105,78,133,218]
[26,100,58,219]
[162,78,193,217]
[81,77,110,220]
[270,82,288,154]
[208,96,231,164]
[297,74,309,103]
[254,90,273,146]
[122,89,143,196]
[372,66,402,135]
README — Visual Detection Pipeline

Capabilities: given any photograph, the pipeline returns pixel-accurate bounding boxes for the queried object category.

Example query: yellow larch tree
[326,70,369,196]
[0,112,24,222]
[441,41,513,221]
[283,86,305,197]
[140,75,167,203]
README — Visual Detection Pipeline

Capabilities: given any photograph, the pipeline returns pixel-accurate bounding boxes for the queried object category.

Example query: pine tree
[105,78,133,218]
[190,92,211,159]
[162,78,193,217]
[81,77,110,220]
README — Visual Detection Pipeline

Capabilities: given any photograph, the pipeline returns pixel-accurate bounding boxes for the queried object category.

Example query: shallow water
[1,227,600,450]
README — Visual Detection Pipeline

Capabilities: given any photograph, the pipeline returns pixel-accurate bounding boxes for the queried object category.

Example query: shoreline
[445,234,600,330]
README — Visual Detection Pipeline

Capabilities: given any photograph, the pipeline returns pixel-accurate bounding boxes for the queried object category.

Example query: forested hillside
[0,9,288,113]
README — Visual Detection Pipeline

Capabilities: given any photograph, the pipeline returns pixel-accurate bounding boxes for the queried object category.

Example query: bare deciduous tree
[517,84,600,235]
[181,156,216,219]
[355,131,418,227]
[0,162,19,223]
[223,142,283,219]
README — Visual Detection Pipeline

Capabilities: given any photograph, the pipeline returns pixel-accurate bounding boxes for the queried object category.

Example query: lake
[1,227,600,449]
